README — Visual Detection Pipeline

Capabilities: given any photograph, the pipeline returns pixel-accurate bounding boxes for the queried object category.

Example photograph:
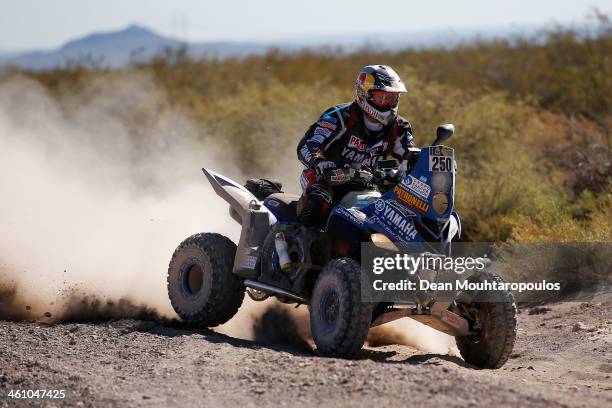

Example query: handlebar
[318,151,423,191]
[319,167,375,187]
[319,166,401,193]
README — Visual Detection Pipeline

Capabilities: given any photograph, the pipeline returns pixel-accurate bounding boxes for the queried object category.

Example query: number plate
[428,146,454,172]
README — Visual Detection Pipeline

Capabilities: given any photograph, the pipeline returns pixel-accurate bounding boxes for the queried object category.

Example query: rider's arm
[390,118,417,161]
[297,107,348,168]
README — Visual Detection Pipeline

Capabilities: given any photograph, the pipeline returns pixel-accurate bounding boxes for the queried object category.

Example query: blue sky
[1,0,611,51]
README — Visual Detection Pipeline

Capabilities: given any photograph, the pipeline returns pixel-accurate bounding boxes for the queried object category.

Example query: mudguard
[202,168,277,226]
[448,211,461,242]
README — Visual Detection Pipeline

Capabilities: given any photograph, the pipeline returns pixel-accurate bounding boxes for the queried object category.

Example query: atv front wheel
[454,271,517,369]
[310,258,372,358]
[167,233,245,326]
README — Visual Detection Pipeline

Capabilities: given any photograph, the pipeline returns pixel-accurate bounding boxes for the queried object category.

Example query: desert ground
[0,301,610,407]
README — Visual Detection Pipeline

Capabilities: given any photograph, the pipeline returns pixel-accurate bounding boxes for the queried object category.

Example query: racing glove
[314,160,337,178]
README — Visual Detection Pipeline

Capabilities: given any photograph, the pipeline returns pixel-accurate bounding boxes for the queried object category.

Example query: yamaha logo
[374,199,385,212]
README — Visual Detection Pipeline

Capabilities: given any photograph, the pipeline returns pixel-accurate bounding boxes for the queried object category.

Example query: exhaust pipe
[243,279,308,304]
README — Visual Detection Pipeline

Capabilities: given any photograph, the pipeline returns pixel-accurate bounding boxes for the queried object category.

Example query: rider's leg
[297,169,333,227]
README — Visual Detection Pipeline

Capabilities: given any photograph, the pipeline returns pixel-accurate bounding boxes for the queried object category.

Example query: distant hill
[0,25,270,70]
[0,23,545,70]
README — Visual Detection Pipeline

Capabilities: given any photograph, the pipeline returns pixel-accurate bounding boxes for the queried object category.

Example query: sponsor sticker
[299,145,312,162]
[317,120,337,130]
[347,208,367,223]
[242,255,257,269]
[367,141,387,158]
[400,175,431,199]
[314,127,332,137]
[370,199,417,239]
[429,146,454,157]
[394,186,430,213]
[429,146,454,172]
[387,199,415,218]
[380,202,417,239]
[348,135,367,151]
[311,134,325,144]
[241,249,258,269]
[340,148,365,163]
[360,102,381,122]
[335,206,365,225]
[330,169,350,183]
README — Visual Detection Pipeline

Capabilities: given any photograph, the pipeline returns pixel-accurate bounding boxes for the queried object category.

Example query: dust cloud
[220,298,313,352]
[222,297,457,356]
[0,73,239,321]
[367,319,459,356]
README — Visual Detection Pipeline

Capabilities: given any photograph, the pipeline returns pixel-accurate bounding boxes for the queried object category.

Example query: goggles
[368,90,400,108]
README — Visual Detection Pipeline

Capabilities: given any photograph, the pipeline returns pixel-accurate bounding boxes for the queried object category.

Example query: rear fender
[202,168,277,226]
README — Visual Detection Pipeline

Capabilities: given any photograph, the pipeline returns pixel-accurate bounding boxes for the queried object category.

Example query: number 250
[432,156,452,172]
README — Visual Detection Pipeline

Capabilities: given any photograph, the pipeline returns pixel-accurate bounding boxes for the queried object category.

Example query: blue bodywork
[265,145,461,253]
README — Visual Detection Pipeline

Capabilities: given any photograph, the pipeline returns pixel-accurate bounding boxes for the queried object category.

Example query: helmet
[355,65,407,126]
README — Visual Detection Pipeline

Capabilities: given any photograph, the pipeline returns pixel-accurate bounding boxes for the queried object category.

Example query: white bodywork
[202,168,277,226]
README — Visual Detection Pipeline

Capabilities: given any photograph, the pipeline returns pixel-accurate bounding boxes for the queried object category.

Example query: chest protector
[329,104,401,167]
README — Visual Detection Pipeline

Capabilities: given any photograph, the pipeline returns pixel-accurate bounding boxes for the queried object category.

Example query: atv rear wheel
[167,233,245,327]
[454,271,517,369]
[310,258,372,358]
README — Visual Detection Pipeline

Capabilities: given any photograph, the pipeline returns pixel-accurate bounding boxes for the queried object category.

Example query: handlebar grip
[320,168,375,186]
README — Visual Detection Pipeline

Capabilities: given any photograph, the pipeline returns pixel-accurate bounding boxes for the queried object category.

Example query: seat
[264,193,300,222]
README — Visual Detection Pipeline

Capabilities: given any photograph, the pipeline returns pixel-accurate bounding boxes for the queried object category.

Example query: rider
[296,65,416,226]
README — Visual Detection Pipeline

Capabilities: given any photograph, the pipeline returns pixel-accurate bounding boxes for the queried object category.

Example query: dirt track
[0,302,610,407]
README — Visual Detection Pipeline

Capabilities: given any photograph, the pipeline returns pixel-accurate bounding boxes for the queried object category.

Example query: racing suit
[296,101,416,226]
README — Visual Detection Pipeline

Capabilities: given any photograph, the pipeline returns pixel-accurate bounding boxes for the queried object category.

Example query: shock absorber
[274,232,292,271]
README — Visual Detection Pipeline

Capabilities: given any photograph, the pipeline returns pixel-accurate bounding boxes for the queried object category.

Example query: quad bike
[167,124,517,369]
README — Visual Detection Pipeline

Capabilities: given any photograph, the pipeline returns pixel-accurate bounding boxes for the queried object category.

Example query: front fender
[447,211,461,242]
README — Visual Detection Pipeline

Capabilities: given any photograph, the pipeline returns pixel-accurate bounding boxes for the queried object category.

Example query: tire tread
[456,271,517,369]
[167,233,244,327]
[310,258,372,358]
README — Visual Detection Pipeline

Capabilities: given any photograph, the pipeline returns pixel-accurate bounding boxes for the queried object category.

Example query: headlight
[432,192,449,214]
[432,171,451,193]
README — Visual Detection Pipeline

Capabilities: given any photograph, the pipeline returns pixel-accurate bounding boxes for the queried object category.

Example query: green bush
[4,16,610,243]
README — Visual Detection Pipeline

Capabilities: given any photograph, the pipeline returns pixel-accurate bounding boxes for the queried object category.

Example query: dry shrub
[3,16,611,245]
